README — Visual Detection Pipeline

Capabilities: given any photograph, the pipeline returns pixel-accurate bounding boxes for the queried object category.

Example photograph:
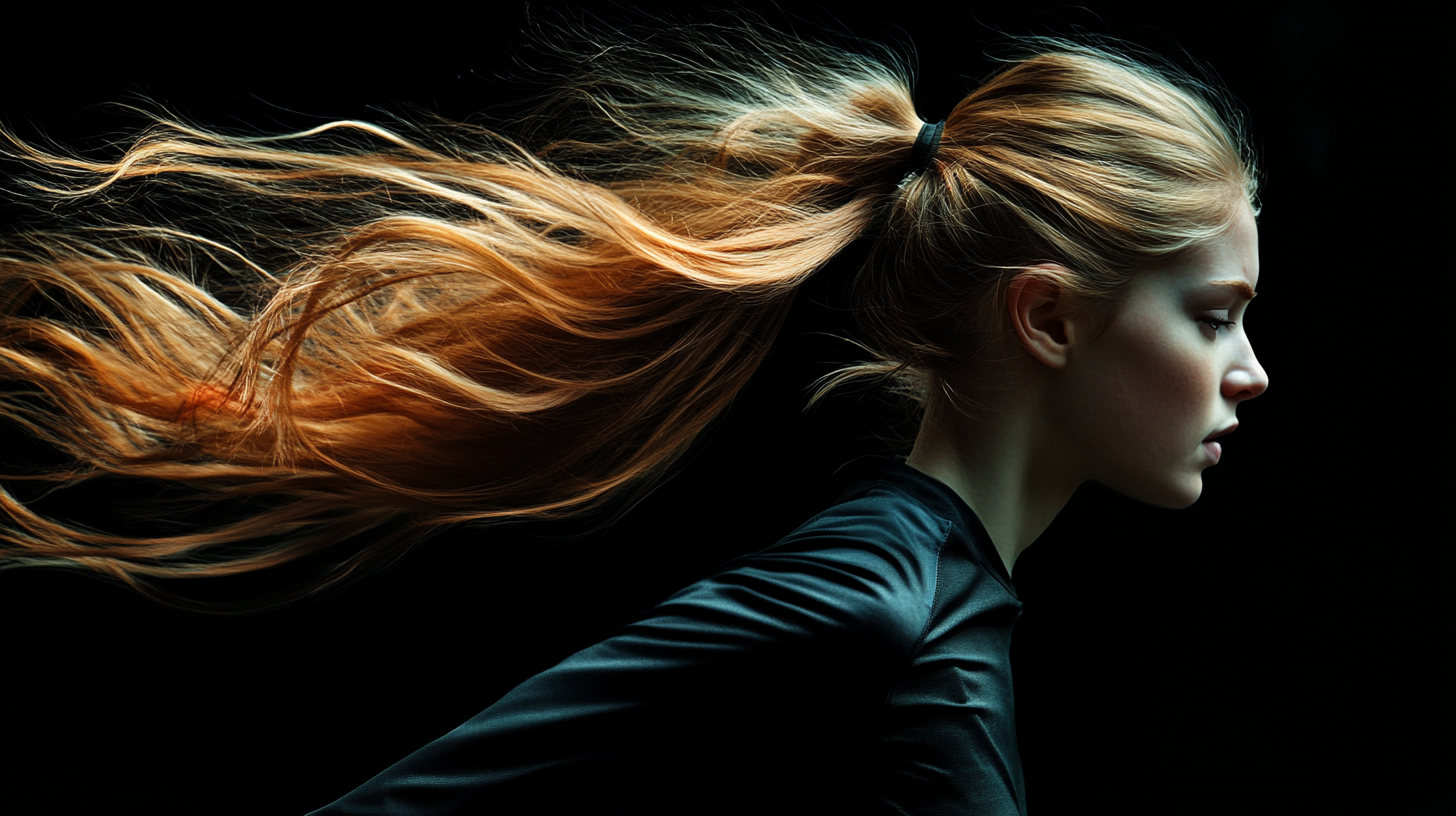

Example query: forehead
[1146,206,1260,294]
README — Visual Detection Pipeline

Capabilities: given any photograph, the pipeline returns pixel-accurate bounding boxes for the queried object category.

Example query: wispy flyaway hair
[0,20,1255,610]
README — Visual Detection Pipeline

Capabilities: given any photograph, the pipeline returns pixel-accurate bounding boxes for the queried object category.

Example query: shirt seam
[881,515,953,707]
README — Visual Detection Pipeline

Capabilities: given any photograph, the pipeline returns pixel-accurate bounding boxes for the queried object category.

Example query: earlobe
[1005,267,1075,369]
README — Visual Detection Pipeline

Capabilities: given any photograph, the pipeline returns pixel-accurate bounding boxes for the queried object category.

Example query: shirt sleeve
[305,514,943,816]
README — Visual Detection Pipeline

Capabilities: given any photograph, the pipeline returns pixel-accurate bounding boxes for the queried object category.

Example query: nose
[1223,341,1268,401]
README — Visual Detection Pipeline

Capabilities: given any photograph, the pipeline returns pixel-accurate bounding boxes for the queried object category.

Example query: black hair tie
[909,120,945,174]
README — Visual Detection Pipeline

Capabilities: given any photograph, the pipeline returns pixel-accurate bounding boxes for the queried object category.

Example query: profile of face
[1058,204,1268,508]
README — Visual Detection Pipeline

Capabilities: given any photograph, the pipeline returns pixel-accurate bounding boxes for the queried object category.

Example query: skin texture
[907,204,1267,574]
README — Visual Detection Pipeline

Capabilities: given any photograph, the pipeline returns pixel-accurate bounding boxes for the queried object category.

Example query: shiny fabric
[309,462,1026,815]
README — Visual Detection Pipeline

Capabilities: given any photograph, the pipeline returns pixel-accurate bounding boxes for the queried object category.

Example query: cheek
[1099,324,1211,444]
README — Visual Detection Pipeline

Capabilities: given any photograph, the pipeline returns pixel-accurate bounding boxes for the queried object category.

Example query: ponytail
[0,23,924,610]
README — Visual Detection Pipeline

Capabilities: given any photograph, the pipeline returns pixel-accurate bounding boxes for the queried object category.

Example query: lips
[1202,423,1238,443]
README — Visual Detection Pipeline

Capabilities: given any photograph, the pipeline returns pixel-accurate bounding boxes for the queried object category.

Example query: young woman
[0,21,1265,815]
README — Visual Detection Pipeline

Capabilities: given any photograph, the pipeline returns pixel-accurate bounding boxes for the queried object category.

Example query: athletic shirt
[309,461,1026,815]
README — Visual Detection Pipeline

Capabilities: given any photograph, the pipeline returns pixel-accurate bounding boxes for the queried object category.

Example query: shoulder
[635,462,970,662]
[770,460,963,569]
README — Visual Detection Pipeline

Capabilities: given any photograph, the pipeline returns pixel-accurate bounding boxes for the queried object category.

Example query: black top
[309,462,1026,815]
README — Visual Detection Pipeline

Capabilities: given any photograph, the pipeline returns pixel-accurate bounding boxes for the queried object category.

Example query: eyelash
[1201,317,1237,333]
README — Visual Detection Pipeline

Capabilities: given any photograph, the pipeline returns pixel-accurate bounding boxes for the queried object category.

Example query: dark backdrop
[2,3,1449,814]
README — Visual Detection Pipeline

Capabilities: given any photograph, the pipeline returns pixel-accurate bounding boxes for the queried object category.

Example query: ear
[1005,266,1076,370]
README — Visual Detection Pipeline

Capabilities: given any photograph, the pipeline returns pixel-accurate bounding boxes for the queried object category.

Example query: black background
[2,3,1450,814]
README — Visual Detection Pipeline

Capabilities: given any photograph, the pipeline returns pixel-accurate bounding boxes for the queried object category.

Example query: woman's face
[1056,204,1268,508]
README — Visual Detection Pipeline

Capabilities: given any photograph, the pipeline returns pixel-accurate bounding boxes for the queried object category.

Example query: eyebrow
[1204,279,1257,300]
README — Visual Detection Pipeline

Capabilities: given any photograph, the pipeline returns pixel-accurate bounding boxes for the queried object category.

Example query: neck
[904,389,1082,576]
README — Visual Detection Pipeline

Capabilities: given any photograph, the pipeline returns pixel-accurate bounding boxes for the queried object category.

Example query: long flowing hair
[0,21,1255,611]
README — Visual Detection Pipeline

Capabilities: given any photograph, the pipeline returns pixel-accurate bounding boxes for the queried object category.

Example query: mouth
[1202,423,1238,444]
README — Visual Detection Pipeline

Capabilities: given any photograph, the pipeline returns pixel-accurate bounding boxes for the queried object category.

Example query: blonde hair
[0,25,1255,610]
[847,40,1258,408]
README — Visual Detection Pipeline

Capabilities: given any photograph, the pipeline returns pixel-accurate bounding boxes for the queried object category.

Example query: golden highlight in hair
[0,24,1255,611]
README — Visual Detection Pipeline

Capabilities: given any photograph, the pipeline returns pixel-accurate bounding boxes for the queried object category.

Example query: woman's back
[311,461,1024,815]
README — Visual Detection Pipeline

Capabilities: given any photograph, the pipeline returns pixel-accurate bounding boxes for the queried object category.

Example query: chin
[1157,478,1205,509]
[1155,490,1203,510]
[1100,474,1204,509]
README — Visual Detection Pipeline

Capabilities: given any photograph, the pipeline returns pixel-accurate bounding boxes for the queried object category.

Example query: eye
[1200,316,1237,333]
